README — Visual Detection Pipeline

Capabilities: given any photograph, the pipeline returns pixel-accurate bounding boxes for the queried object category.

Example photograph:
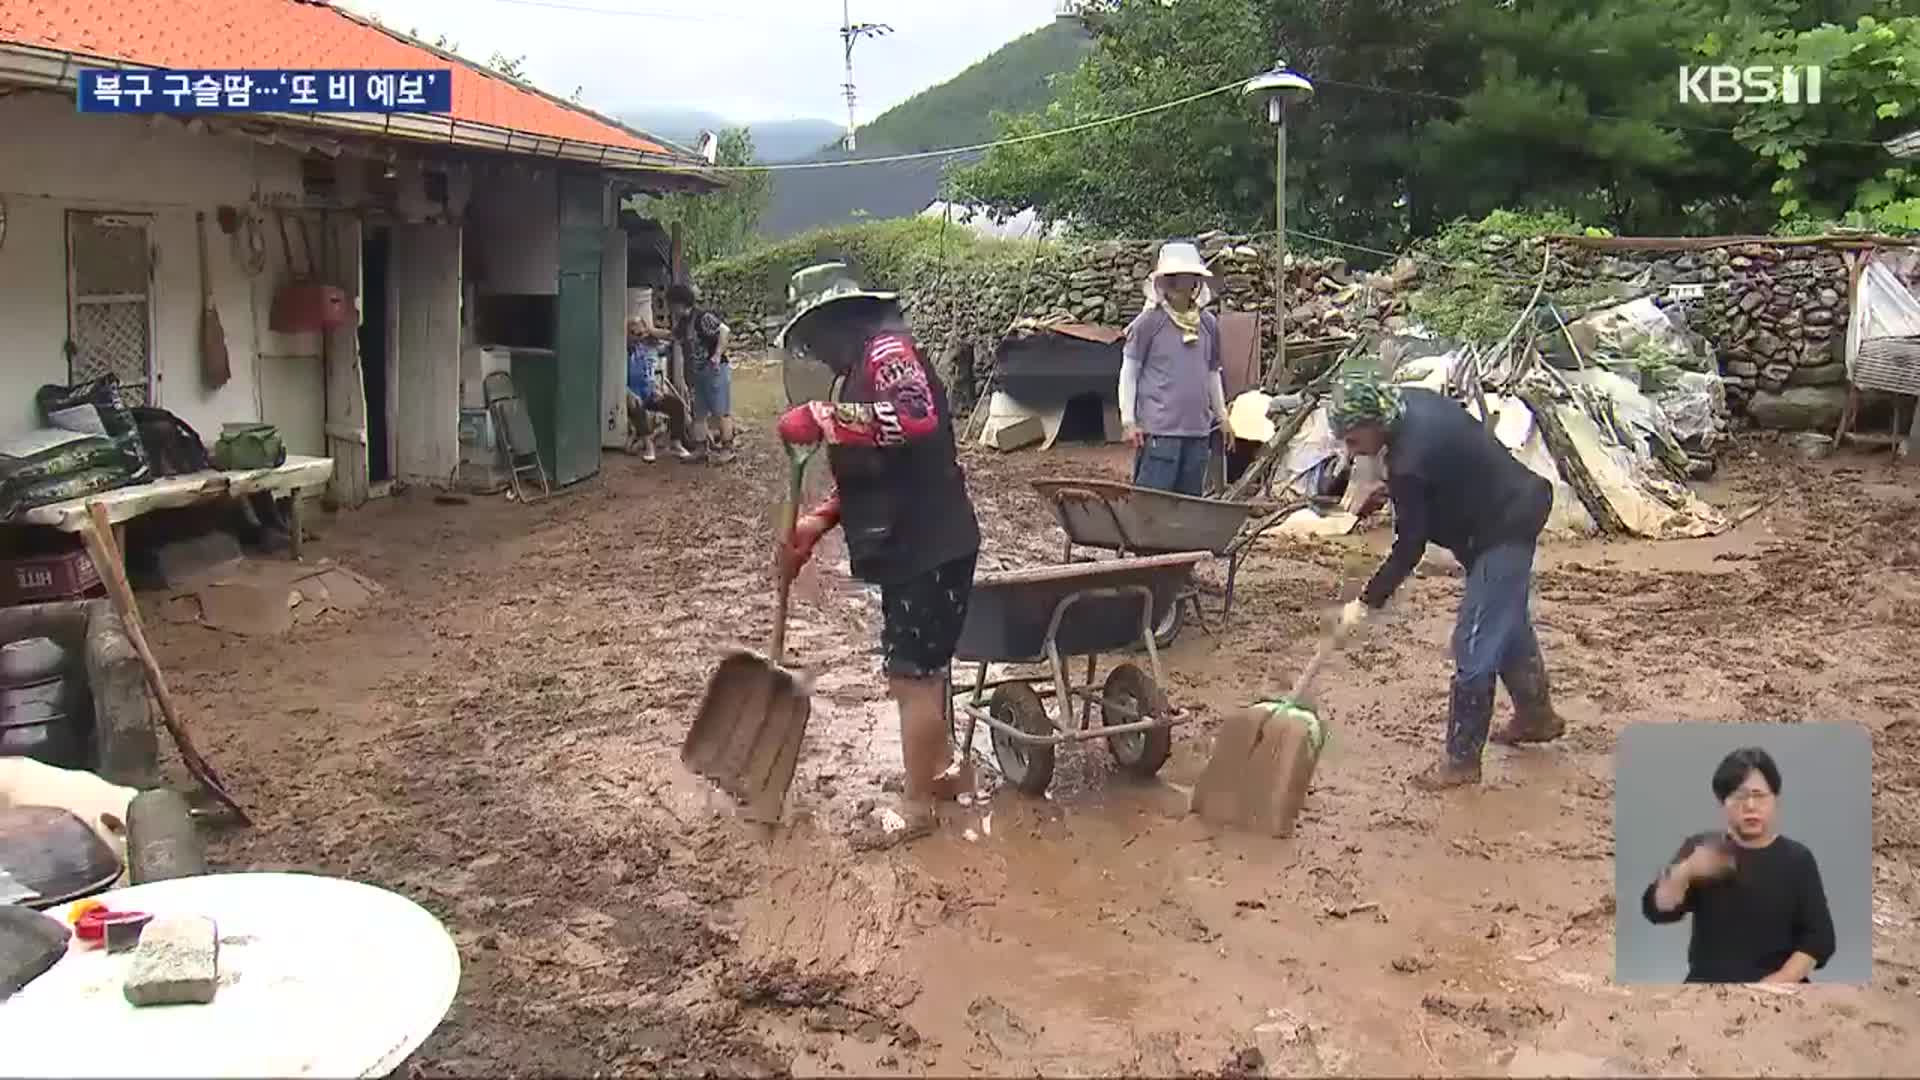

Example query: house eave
[0,41,726,191]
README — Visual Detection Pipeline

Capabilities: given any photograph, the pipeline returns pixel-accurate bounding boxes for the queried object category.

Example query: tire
[1100,663,1172,779]
[988,682,1056,797]
[126,789,206,885]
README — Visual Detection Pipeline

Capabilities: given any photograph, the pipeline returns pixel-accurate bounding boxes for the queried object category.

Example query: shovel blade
[683,650,812,824]
[1189,704,1320,837]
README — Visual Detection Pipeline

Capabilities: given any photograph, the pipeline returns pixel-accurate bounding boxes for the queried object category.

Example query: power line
[1310,76,1893,149]
[687,79,1249,173]
[673,72,1896,177]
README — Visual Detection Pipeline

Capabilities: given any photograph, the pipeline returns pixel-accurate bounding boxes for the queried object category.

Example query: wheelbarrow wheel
[1100,663,1172,779]
[988,683,1056,797]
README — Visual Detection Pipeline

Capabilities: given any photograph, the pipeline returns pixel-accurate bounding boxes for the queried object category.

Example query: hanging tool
[195,212,231,390]
[681,445,815,824]
[1189,620,1340,836]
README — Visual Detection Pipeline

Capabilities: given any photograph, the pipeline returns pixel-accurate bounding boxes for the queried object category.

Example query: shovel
[681,445,815,824]
[1189,624,1340,836]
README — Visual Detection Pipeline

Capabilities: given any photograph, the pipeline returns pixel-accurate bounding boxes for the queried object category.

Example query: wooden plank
[17,457,336,533]
[80,502,249,824]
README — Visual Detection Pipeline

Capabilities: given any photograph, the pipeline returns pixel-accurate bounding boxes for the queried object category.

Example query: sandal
[849,805,936,852]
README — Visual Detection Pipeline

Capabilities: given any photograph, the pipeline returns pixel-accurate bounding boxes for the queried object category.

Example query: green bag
[212,424,287,471]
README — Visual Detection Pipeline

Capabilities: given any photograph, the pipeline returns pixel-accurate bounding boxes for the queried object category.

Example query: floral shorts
[878,553,977,679]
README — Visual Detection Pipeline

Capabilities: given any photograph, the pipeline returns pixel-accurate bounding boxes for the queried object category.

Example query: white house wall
[0,91,321,450]
[466,163,558,295]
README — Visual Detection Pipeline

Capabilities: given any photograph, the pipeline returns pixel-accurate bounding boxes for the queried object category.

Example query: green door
[554,172,605,487]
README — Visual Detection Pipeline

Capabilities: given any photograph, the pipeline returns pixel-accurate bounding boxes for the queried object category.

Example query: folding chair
[482,371,551,504]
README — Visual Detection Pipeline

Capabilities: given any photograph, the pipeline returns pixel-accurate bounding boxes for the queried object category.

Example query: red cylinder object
[269,283,350,333]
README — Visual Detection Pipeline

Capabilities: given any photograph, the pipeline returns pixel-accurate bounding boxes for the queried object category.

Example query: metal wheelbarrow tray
[949,551,1206,797]
[1030,478,1308,643]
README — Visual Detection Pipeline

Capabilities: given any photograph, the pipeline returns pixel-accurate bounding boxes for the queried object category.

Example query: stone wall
[699,229,1877,430]
[1540,240,1854,430]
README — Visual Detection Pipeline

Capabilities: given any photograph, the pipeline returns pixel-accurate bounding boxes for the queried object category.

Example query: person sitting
[626,319,691,463]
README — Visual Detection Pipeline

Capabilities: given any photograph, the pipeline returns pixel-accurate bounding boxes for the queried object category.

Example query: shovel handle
[769,444,814,663]
[1287,631,1339,704]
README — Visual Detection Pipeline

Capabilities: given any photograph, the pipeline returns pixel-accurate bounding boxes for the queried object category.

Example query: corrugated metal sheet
[1887,130,1920,159]
[1855,336,1920,396]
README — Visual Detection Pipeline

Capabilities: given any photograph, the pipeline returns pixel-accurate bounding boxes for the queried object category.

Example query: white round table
[1,872,461,1078]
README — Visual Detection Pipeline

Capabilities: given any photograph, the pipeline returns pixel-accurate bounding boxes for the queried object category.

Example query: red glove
[776,403,828,446]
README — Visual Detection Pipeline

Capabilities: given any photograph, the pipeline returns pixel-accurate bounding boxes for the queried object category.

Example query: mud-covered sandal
[849,805,936,852]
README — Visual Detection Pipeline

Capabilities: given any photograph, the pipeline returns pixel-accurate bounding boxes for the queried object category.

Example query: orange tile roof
[0,0,686,159]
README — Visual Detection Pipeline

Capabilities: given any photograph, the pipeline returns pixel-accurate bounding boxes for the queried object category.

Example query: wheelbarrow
[1030,478,1315,647]
[947,551,1207,796]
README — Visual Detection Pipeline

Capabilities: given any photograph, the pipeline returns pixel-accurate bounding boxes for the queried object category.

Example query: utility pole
[839,0,892,152]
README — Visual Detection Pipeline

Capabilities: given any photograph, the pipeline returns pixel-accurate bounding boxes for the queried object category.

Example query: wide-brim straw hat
[1149,241,1216,281]
[775,262,899,350]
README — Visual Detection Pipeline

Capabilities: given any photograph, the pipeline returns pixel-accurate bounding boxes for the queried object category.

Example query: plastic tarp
[1554,403,1728,539]
[1846,251,1920,396]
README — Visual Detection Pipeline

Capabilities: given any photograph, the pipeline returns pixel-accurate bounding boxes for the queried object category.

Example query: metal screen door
[66,211,154,405]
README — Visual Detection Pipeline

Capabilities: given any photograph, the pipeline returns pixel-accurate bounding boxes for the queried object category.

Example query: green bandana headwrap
[1328,371,1404,435]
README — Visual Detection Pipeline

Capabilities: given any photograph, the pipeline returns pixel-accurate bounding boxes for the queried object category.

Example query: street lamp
[1243,62,1313,387]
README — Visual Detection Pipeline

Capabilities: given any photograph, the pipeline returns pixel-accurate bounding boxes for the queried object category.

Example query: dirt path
[152,359,1918,1076]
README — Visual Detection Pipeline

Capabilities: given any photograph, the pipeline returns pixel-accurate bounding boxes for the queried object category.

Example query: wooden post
[288,488,306,561]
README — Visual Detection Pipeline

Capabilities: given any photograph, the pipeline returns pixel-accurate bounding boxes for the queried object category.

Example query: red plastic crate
[0,549,103,606]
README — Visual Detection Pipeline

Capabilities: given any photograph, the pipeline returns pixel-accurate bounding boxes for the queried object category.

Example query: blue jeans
[1132,434,1209,496]
[688,360,732,419]
[1448,539,1539,760]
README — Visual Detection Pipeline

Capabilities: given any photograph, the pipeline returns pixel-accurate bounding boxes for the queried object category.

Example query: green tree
[630,128,774,267]
[954,0,1915,248]
[1710,11,1920,229]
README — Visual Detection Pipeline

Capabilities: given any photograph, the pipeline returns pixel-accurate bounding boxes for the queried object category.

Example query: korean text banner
[77,70,454,114]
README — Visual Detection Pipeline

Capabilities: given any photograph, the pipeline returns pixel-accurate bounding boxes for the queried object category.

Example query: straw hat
[1150,241,1215,282]
[774,261,899,350]
[1142,241,1216,308]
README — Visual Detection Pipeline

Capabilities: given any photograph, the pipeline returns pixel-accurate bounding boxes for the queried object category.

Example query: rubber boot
[1412,677,1492,790]
[1491,645,1565,746]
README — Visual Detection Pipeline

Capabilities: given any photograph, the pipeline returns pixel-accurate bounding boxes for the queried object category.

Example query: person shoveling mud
[772,263,981,850]
[1330,370,1567,788]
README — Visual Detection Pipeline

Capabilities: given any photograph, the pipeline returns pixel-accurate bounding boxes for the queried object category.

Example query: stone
[1738,291,1766,313]
[123,915,218,1006]
[1753,331,1785,357]
[1788,362,1849,387]
[1723,360,1760,378]
[1746,386,1849,431]
[1805,307,1835,326]
[1818,287,1840,307]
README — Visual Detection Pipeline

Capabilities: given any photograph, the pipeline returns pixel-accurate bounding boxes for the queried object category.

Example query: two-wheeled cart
[948,551,1207,796]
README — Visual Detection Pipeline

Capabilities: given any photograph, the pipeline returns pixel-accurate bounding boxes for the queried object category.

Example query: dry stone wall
[699,230,1875,430]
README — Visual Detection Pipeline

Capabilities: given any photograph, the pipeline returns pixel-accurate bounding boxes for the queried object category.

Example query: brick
[123,915,218,1006]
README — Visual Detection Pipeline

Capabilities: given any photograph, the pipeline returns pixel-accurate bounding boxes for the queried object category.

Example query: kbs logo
[1678,65,1823,105]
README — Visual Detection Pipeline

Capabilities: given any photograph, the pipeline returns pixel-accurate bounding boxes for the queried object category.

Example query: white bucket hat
[1143,241,1215,309]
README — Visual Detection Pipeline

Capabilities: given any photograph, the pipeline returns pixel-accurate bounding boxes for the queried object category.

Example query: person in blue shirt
[626,319,690,463]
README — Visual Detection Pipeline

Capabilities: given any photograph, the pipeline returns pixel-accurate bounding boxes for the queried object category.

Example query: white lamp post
[1243,62,1313,387]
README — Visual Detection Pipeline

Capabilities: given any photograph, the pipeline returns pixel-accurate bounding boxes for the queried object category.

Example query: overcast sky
[346,0,1058,125]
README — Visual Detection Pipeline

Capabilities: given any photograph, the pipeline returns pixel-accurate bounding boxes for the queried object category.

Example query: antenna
[838,0,892,151]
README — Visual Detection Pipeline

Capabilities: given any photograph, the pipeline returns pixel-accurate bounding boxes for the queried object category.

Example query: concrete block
[123,914,218,1006]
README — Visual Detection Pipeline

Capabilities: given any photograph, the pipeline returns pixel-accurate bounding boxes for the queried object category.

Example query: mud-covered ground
[156,359,1918,1076]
